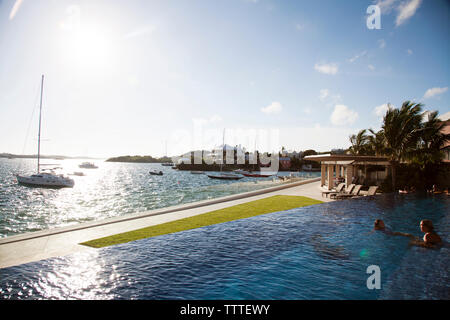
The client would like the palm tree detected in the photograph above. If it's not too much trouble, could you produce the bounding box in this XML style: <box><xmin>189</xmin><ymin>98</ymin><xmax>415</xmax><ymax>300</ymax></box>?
<box><xmin>349</xmin><ymin>129</ymin><xmax>369</xmax><ymax>155</ymax></box>
<box><xmin>381</xmin><ymin>101</ymin><xmax>424</xmax><ymax>190</ymax></box>
<box><xmin>413</xmin><ymin>111</ymin><xmax>450</xmax><ymax>167</ymax></box>
<box><xmin>367</xmin><ymin>128</ymin><xmax>385</xmax><ymax>156</ymax></box>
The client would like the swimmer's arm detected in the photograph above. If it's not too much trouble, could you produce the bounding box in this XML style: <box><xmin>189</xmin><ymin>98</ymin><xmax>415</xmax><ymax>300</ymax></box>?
<box><xmin>408</xmin><ymin>238</ymin><xmax>434</xmax><ymax>248</ymax></box>
<box><xmin>391</xmin><ymin>231</ymin><xmax>415</xmax><ymax>238</ymax></box>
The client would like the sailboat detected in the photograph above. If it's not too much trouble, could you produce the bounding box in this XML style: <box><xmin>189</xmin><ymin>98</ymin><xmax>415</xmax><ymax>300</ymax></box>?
<box><xmin>207</xmin><ymin>129</ymin><xmax>243</xmax><ymax>181</ymax></box>
<box><xmin>16</xmin><ymin>75</ymin><xmax>75</xmax><ymax>189</ymax></box>
<box><xmin>161</xmin><ymin>140</ymin><xmax>174</xmax><ymax>166</ymax></box>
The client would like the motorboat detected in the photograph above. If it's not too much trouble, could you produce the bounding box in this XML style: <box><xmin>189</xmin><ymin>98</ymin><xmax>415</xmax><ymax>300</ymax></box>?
<box><xmin>161</xmin><ymin>162</ymin><xmax>174</xmax><ymax>166</ymax></box>
<box><xmin>69</xmin><ymin>172</ymin><xmax>85</xmax><ymax>176</ymax></box>
<box><xmin>150</xmin><ymin>170</ymin><xmax>163</xmax><ymax>176</ymax></box>
<box><xmin>79</xmin><ymin>162</ymin><xmax>98</xmax><ymax>169</ymax></box>
<box><xmin>207</xmin><ymin>173</ymin><xmax>243</xmax><ymax>180</ymax></box>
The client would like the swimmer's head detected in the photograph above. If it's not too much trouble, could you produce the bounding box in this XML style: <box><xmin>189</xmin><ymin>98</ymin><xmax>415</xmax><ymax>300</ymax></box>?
<box><xmin>420</xmin><ymin>219</ymin><xmax>434</xmax><ymax>233</ymax></box>
<box><xmin>374</xmin><ymin>219</ymin><xmax>385</xmax><ymax>230</ymax></box>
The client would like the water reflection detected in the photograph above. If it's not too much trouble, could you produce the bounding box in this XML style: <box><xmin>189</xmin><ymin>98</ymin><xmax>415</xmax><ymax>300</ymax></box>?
<box><xmin>1</xmin><ymin>158</ymin><xmax>318</xmax><ymax>238</ymax></box>
<box><xmin>1</xmin><ymin>250</ymin><xmax>126</xmax><ymax>300</ymax></box>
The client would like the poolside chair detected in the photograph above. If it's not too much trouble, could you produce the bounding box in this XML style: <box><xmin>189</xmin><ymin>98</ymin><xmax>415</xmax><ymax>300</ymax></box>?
<box><xmin>330</xmin><ymin>184</ymin><xmax>355</xmax><ymax>199</ymax></box>
<box><xmin>365</xmin><ymin>186</ymin><xmax>379</xmax><ymax>196</ymax></box>
<box><xmin>321</xmin><ymin>183</ymin><xmax>345</xmax><ymax>198</ymax></box>
<box><xmin>334</xmin><ymin>184</ymin><xmax>362</xmax><ymax>199</ymax></box>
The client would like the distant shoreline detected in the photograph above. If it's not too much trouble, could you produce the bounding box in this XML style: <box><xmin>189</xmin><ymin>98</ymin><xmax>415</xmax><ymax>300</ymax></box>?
<box><xmin>0</xmin><ymin>153</ymin><xmax>98</xmax><ymax>160</ymax></box>
<box><xmin>105</xmin><ymin>155</ymin><xmax>171</xmax><ymax>163</ymax></box>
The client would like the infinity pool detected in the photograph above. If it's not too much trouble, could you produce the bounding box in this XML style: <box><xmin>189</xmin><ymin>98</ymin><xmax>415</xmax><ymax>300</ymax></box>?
<box><xmin>0</xmin><ymin>193</ymin><xmax>449</xmax><ymax>299</ymax></box>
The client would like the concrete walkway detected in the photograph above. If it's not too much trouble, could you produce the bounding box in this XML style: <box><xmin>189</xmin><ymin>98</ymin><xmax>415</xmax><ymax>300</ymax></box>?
<box><xmin>0</xmin><ymin>178</ymin><xmax>331</xmax><ymax>269</ymax></box>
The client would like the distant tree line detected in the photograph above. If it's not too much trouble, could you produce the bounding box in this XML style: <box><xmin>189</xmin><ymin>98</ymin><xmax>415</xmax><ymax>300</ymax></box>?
<box><xmin>106</xmin><ymin>155</ymin><xmax>172</xmax><ymax>163</ymax></box>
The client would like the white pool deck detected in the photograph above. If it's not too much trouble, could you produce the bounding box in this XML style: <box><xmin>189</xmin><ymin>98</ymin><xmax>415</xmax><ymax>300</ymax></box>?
<box><xmin>0</xmin><ymin>178</ymin><xmax>333</xmax><ymax>269</ymax></box>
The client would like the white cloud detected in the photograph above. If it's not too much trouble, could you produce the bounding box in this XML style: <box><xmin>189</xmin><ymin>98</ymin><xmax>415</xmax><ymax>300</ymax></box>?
<box><xmin>396</xmin><ymin>0</ymin><xmax>422</xmax><ymax>26</ymax></box>
<box><xmin>423</xmin><ymin>87</ymin><xmax>448</xmax><ymax>99</ymax></box>
<box><xmin>368</xmin><ymin>64</ymin><xmax>375</xmax><ymax>71</ymax></box>
<box><xmin>314</xmin><ymin>62</ymin><xmax>338</xmax><ymax>75</ymax></box>
<box><xmin>375</xmin><ymin>0</ymin><xmax>398</xmax><ymax>13</ymax></box>
<box><xmin>9</xmin><ymin>0</ymin><xmax>24</xmax><ymax>20</ymax></box>
<box><xmin>331</xmin><ymin>105</ymin><xmax>358</xmax><ymax>126</ymax></box>
<box><xmin>348</xmin><ymin>51</ymin><xmax>367</xmax><ymax>63</ymax></box>
<box><xmin>319</xmin><ymin>89</ymin><xmax>330</xmax><ymax>101</ymax></box>
<box><xmin>261</xmin><ymin>102</ymin><xmax>283</xmax><ymax>115</ymax></box>
<box><xmin>378</xmin><ymin>39</ymin><xmax>386</xmax><ymax>49</ymax></box>
<box><xmin>374</xmin><ymin>0</ymin><xmax>422</xmax><ymax>27</ymax></box>
<box><xmin>319</xmin><ymin>89</ymin><xmax>342</xmax><ymax>109</ymax></box>
<box><xmin>374</xmin><ymin>103</ymin><xmax>390</xmax><ymax>118</ymax></box>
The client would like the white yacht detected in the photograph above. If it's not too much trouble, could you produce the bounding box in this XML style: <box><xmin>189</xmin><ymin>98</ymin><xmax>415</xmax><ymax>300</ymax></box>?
<box><xmin>79</xmin><ymin>162</ymin><xmax>98</xmax><ymax>169</ymax></box>
<box><xmin>161</xmin><ymin>162</ymin><xmax>174</xmax><ymax>166</ymax></box>
<box><xmin>16</xmin><ymin>75</ymin><xmax>75</xmax><ymax>189</ymax></box>
<box><xmin>17</xmin><ymin>173</ymin><xmax>75</xmax><ymax>188</ymax></box>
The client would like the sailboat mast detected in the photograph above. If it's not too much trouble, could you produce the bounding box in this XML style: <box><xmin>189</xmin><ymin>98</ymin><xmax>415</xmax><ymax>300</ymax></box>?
<box><xmin>221</xmin><ymin>128</ymin><xmax>225</xmax><ymax>172</ymax></box>
<box><xmin>37</xmin><ymin>75</ymin><xmax>44</xmax><ymax>173</ymax></box>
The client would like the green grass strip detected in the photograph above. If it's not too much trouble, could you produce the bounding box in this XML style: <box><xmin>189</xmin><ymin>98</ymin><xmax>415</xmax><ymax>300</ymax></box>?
<box><xmin>81</xmin><ymin>195</ymin><xmax>323</xmax><ymax>248</ymax></box>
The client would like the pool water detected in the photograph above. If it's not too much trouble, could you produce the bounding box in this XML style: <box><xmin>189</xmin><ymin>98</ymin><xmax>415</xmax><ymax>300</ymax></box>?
<box><xmin>0</xmin><ymin>193</ymin><xmax>449</xmax><ymax>300</ymax></box>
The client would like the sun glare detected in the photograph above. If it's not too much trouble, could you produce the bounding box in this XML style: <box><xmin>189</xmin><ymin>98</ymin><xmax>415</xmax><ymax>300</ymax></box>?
<box><xmin>59</xmin><ymin>6</ymin><xmax>115</xmax><ymax>70</ymax></box>
<box><xmin>61</xmin><ymin>24</ymin><xmax>114</xmax><ymax>69</ymax></box>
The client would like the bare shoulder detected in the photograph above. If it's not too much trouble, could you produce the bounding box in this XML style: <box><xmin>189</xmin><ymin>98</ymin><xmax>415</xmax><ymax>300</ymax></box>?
<box><xmin>424</xmin><ymin>232</ymin><xmax>442</xmax><ymax>244</ymax></box>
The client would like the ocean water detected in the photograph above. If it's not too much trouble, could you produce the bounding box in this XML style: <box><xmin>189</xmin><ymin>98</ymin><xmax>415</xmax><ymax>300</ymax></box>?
<box><xmin>0</xmin><ymin>158</ymin><xmax>318</xmax><ymax>238</ymax></box>
<box><xmin>0</xmin><ymin>193</ymin><xmax>448</xmax><ymax>300</ymax></box>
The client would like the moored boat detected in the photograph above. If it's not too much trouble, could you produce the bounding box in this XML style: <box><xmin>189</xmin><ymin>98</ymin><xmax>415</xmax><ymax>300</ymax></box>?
<box><xmin>16</xmin><ymin>75</ymin><xmax>74</xmax><ymax>189</ymax></box>
<box><xmin>79</xmin><ymin>162</ymin><xmax>98</xmax><ymax>169</ymax></box>
<box><xmin>207</xmin><ymin>173</ymin><xmax>243</xmax><ymax>180</ymax></box>
<box><xmin>242</xmin><ymin>172</ymin><xmax>273</xmax><ymax>178</ymax></box>
<box><xmin>161</xmin><ymin>162</ymin><xmax>174</xmax><ymax>166</ymax></box>
<box><xmin>17</xmin><ymin>173</ymin><xmax>75</xmax><ymax>188</ymax></box>
<box><xmin>207</xmin><ymin>129</ymin><xmax>243</xmax><ymax>181</ymax></box>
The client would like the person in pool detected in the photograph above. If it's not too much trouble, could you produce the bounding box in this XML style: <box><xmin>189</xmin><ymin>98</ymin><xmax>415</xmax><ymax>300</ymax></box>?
<box><xmin>409</xmin><ymin>220</ymin><xmax>442</xmax><ymax>248</ymax></box>
<box><xmin>373</xmin><ymin>219</ymin><xmax>412</xmax><ymax>237</ymax></box>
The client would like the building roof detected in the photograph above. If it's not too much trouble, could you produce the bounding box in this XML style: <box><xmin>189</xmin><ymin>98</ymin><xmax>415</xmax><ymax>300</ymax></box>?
<box><xmin>304</xmin><ymin>154</ymin><xmax>390</xmax><ymax>165</ymax></box>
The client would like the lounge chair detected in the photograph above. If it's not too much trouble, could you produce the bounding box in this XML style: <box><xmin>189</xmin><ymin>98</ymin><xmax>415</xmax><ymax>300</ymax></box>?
<box><xmin>334</xmin><ymin>184</ymin><xmax>362</xmax><ymax>199</ymax></box>
<box><xmin>366</xmin><ymin>186</ymin><xmax>379</xmax><ymax>196</ymax></box>
<box><xmin>321</xmin><ymin>183</ymin><xmax>345</xmax><ymax>198</ymax></box>
<box><xmin>330</xmin><ymin>184</ymin><xmax>355</xmax><ymax>199</ymax></box>
<box><xmin>352</xmin><ymin>185</ymin><xmax>379</xmax><ymax>198</ymax></box>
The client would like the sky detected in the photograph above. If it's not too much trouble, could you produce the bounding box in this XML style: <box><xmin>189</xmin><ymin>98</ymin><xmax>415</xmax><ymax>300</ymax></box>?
<box><xmin>0</xmin><ymin>0</ymin><xmax>449</xmax><ymax>158</ymax></box>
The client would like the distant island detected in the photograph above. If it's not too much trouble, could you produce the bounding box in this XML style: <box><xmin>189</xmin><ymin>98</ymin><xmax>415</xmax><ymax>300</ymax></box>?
<box><xmin>106</xmin><ymin>155</ymin><xmax>172</xmax><ymax>163</ymax></box>
<box><xmin>0</xmin><ymin>153</ymin><xmax>97</xmax><ymax>160</ymax></box>
<box><xmin>105</xmin><ymin>148</ymin><xmax>328</xmax><ymax>172</ymax></box>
